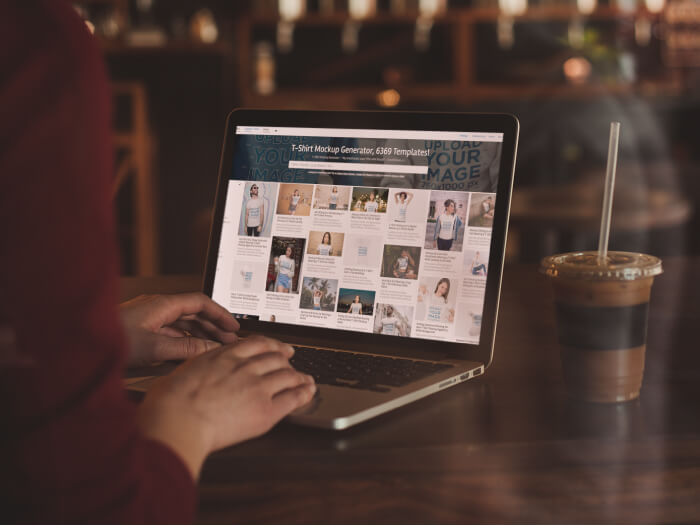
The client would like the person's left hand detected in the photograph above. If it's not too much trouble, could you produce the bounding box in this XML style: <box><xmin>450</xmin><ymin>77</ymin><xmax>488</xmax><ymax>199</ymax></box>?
<box><xmin>120</xmin><ymin>293</ymin><xmax>240</xmax><ymax>367</ymax></box>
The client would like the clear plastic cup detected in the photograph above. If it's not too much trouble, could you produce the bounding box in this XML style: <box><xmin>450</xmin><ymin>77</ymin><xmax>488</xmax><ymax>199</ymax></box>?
<box><xmin>540</xmin><ymin>251</ymin><xmax>662</xmax><ymax>403</ymax></box>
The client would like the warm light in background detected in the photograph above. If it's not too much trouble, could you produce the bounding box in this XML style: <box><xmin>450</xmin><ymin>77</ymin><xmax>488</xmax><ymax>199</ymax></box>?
<box><xmin>349</xmin><ymin>0</ymin><xmax>377</xmax><ymax>19</ymax></box>
<box><xmin>419</xmin><ymin>0</ymin><xmax>447</xmax><ymax>17</ymax></box>
<box><xmin>644</xmin><ymin>0</ymin><xmax>665</xmax><ymax>13</ymax></box>
<box><xmin>376</xmin><ymin>88</ymin><xmax>401</xmax><ymax>107</ymax></box>
<box><xmin>563</xmin><ymin>56</ymin><xmax>592</xmax><ymax>84</ymax></box>
<box><xmin>499</xmin><ymin>0</ymin><xmax>528</xmax><ymax>17</ymax></box>
<box><xmin>577</xmin><ymin>0</ymin><xmax>597</xmax><ymax>15</ymax></box>
<box><xmin>279</xmin><ymin>0</ymin><xmax>306</xmax><ymax>21</ymax></box>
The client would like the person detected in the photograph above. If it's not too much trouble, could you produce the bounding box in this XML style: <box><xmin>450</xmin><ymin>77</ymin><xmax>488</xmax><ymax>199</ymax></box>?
<box><xmin>312</xmin><ymin>289</ymin><xmax>323</xmax><ymax>310</ymax></box>
<box><xmin>287</xmin><ymin>188</ymin><xmax>303</xmax><ymax>215</ymax></box>
<box><xmin>328</xmin><ymin>186</ymin><xmax>340</xmax><ymax>210</ymax></box>
<box><xmin>244</xmin><ymin>184</ymin><xmax>265</xmax><ymax>236</ymax></box>
<box><xmin>275</xmin><ymin>246</ymin><xmax>295</xmax><ymax>293</ymax></box>
<box><xmin>471</xmin><ymin>251</ymin><xmax>487</xmax><ymax>276</ymax></box>
<box><xmin>347</xmin><ymin>295</ymin><xmax>363</xmax><ymax>314</ymax></box>
<box><xmin>418</xmin><ymin>278</ymin><xmax>455</xmax><ymax>323</ymax></box>
<box><xmin>392</xmin><ymin>249</ymin><xmax>416</xmax><ymax>279</ymax></box>
<box><xmin>364</xmin><ymin>191</ymin><xmax>379</xmax><ymax>212</ymax></box>
<box><xmin>394</xmin><ymin>191</ymin><xmax>413</xmax><ymax>222</ymax></box>
<box><xmin>378</xmin><ymin>305</ymin><xmax>405</xmax><ymax>336</ymax></box>
<box><xmin>317</xmin><ymin>232</ymin><xmax>333</xmax><ymax>256</ymax></box>
<box><xmin>433</xmin><ymin>199</ymin><xmax>464</xmax><ymax>251</ymax></box>
<box><xmin>267</xmin><ymin>256</ymin><xmax>279</xmax><ymax>291</ymax></box>
<box><xmin>1</xmin><ymin>3</ymin><xmax>315</xmax><ymax>523</ymax></box>
<box><xmin>481</xmin><ymin>196</ymin><xmax>495</xmax><ymax>221</ymax></box>
<box><xmin>269</xmin><ymin>314</ymin><xmax>277</xmax><ymax>322</ymax></box>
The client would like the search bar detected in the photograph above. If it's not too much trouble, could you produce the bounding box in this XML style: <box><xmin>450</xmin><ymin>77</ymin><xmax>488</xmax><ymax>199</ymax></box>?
<box><xmin>288</xmin><ymin>160</ymin><xmax>428</xmax><ymax>175</ymax></box>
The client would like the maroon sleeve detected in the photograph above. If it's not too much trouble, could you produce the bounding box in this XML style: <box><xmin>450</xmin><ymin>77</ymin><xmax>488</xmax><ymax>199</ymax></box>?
<box><xmin>0</xmin><ymin>2</ymin><xmax>196</xmax><ymax>523</ymax></box>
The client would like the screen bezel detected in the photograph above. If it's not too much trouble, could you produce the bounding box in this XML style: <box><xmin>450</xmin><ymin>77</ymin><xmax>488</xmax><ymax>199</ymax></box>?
<box><xmin>203</xmin><ymin>109</ymin><xmax>518</xmax><ymax>367</ymax></box>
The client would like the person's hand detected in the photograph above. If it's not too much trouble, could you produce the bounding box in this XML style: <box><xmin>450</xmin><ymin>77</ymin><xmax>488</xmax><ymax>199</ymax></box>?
<box><xmin>120</xmin><ymin>293</ymin><xmax>239</xmax><ymax>367</ymax></box>
<box><xmin>257</xmin><ymin>225</ymin><xmax>261</xmax><ymax>232</ymax></box>
<box><xmin>138</xmin><ymin>336</ymin><xmax>316</xmax><ymax>479</ymax></box>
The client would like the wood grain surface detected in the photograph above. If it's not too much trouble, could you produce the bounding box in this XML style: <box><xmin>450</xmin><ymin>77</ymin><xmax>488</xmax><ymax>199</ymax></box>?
<box><xmin>122</xmin><ymin>257</ymin><xmax>700</xmax><ymax>524</ymax></box>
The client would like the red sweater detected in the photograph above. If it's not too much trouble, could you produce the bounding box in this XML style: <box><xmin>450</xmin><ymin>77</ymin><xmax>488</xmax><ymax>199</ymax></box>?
<box><xmin>0</xmin><ymin>2</ymin><xmax>195</xmax><ymax>523</ymax></box>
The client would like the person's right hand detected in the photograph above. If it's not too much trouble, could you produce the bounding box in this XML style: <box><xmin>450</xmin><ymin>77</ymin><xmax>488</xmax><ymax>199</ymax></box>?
<box><xmin>137</xmin><ymin>336</ymin><xmax>315</xmax><ymax>480</ymax></box>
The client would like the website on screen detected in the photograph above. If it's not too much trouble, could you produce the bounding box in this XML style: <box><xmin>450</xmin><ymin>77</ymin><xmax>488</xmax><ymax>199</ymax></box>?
<box><xmin>211</xmin><ymin>126</ymin><xmax>502</xmax><ymax>345</ymax></box>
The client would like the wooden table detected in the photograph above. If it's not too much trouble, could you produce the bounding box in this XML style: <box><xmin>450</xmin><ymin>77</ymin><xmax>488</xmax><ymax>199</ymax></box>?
<box><xmin>121</xmin><ymin>257</ymin><xmax>700</xmax><ymax>524</ymax></box>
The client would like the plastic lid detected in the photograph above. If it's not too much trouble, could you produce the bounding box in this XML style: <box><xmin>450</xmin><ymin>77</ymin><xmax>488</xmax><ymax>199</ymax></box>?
<box><xmin>540</xmin><ymin>251</ymin><xmax>663</xmax><ymax>281</ymax></box>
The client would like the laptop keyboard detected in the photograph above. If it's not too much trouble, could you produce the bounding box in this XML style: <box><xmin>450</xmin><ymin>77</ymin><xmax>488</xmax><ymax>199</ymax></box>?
<box><xmin>290</xmin><ymin>346</ymin><xmax>454</xmax><ymax>393</ymax></box>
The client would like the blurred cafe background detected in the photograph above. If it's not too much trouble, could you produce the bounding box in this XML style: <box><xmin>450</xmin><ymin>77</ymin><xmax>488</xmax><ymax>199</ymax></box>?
<box><xmin>73</xmin><ymin>0</ymin><xmax>700</xmax><ymax>275</ymax></box>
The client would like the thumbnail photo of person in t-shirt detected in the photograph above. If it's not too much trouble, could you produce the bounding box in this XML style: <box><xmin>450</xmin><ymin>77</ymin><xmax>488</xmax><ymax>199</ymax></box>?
<box><xmin>299</xmin><ymin>277</ymin><xmax>338</xmax><ymax>312</ymax></box>
<box><xmin>393</xmin><ymin>191</ymin><xmax>413</xmax><ymax>222</ymax></box>
<box><xmin>417</xmin><ymin>277</ymin><xmax>456</xmax><ymax>324</ymax></box>
<box><xmin>337</xmin><ymin>288</ymin><xmax>376</xmax><ymax>316</ymax></box>
<box><xmin>373</xmin><ymin>304</ymin><xmax>413</xmax><ymax>337</ymax></box>
<box><xmin>306</xmin><ymin>231</ymin><xmax>344</xmax><ymax>257</ymax></box>
<box><xmin>351</xmin><ymin>187</ymin><xmax>389</xmax><ymax>213</ymax></box>
<box><xmin>425</xmin><ymin>191</ymin><xmax>468</xmax><ymax>252</ymax></box>
<box><xmin>313</xmin><ymin>185</ymin><xmax>351</xmax><ymax>211</ymax></box>
<box><xmin>468</xmin><ymin>193</ymin><xmax>496</xmax><ymax>229</ymax></box>
<box><xmin>238</xmin><ymin>181</ymin><xmax>275</xmax><ymax>237</ymax></box>
<box><xmin>267</xmin><ymin>236</ymin><xmax>306</xmax><ymax>293</ymax></box>
<box><xmin>470</xmin><ymin>251</ymin><xmax>488</xmax><ymax>277</ymax></box>
<box><xmin>380</xmin><ymin>245</ymin><xmax>421</xmax><ymax>280</ymax></box>
<box><xmin>276</xmin><ymin>183</ymin><xmax>313</xmax><ymax>216</ymax></box>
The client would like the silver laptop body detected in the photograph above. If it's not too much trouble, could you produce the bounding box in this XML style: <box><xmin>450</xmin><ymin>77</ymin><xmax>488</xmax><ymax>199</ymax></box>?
<box><xmin>201</xmin><ymin>110</ymin><xmax>519</xmax><ymax>430</ymax></box>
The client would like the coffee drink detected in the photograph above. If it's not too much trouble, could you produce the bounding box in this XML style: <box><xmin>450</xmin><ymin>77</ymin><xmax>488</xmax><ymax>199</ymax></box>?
<box><xmin>541</xmin><ymin>251</ymin><xmax>662</xmax><ymax>403</ymax></box>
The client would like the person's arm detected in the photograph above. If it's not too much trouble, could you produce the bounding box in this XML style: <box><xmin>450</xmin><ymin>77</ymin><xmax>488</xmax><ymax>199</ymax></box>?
<box><xmin>245</xmin><ymin>205</ymin><xmax>250</xmax><ymax>228</ymax></box>
<box><xmin>0</xmin><ymin>5</ymin><xmax>313</xmax><ymax>523</ymax></box>
<box><xmin>394</xmin><ymin>193</ymin><xmax>399</xmax><ymax>203</ymax></box>
<box><xmin>259</xmin><ymin>202</ymin><xmax>265</xmax><ymax>230</ymax></box>
<box><xmin>0</xmin><ymin>5</ymin><xmax>199</xmax><ymax>522</ymax></box>
<box><xmin>407</xmin><ymin>192</ymin><xmax>414</xmax><ymax>204</ymax></box>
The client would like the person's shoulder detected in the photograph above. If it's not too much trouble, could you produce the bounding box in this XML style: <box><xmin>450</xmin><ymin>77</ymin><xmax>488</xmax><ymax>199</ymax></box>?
<box><xmin>3</xmin><ymin>2</ymin><xmax>104</xmax><ymax>79</ymax></box>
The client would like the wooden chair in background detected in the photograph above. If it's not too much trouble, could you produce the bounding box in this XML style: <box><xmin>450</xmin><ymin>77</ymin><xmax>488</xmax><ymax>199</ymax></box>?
<box><xmin>112</xmin><ymin>82</ymin><xmax>159</xmax><ymax>276</ymax></box>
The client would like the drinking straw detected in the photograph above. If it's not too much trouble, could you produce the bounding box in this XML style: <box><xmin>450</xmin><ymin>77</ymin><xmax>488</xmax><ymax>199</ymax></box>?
<box><xmin>598</xmin><ymin>121</ymin><xmax>621</xmax><ymax>263</ymax></box>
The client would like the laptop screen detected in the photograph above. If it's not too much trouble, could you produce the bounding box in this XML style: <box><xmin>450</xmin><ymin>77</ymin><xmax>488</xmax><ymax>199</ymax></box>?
<box><xmin>210</xmin><ymin>125</ymin><xmax>503</xmax><ymax>345</ymax></box>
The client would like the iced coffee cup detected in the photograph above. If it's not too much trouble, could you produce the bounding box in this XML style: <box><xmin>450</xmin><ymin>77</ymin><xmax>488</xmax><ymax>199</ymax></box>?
<box><xmin>540</xmin><ymin>251</ymin><xmax>662</xmax><ymax>403</ymax></box>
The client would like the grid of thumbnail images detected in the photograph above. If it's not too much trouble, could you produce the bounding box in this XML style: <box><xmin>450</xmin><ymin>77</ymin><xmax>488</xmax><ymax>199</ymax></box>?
<box><xmin>213</xmin><ymin>181</ymin><xmax>496</xmax><ymax>344</ymax></box>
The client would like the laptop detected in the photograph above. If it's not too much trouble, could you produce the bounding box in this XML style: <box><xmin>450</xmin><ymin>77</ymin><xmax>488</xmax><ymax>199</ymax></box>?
<box><xmin>202</xmin><ymin>109</ymin><xmax>517</xmax><ymax>429</ymax></box>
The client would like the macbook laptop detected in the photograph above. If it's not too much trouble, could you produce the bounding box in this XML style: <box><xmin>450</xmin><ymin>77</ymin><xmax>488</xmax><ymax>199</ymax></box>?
<box><xmin>200</xmin><ymin>109</ymin><xmax>518</xmax><ymax>429</ymax></box>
